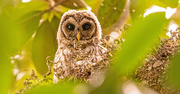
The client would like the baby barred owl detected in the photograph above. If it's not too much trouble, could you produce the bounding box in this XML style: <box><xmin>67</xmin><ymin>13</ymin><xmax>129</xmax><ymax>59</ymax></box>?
<box><xmin>53</xmin><ymin>10</ymin><xmax>108</xmax><ymax>83</ymax></box>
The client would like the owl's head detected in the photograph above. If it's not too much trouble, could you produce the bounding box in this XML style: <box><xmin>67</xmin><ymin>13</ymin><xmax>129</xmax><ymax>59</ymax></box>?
<box><xmin>57</xmin><ymin>10</ymin><xmax>102</xmax><ymax>46</ymax></box>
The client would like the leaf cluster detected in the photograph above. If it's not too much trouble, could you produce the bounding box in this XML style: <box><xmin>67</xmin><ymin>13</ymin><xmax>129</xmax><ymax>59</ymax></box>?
<box><xmin>0</xmin><ymin>0</ymin><xmax>180</xmax><ymax>94</ymax></box>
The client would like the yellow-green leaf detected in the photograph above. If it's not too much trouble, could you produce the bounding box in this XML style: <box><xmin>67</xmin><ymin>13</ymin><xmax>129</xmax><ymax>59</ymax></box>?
<box><xmin>13</xmin><ymin>1</ymin><xmax>48</xmax><ymax>19</ymax></box>
<box><xmin>32</xmin><ymin>18</ymin><xmax>59</xmax><ymax>74</ymax></box>
<box><xmin>114</xmin><ymin>12</ymin><xmax>167</xmax><ymax>73</ymax></box>
<box><xmin>168</xmin><ymin>52</ymin><xmax>180</xmax><ymax>88</ymax></box>
<box><xmin>98</xmin><ymin>0</ymin><xmax>126</xmax><ymax>28</ymax></box>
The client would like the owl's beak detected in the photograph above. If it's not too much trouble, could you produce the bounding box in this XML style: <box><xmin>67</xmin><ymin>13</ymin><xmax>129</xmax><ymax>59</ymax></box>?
<box><xmin>77</xmin><ymin>32</ymin><xmax>81</xmax><ymax>41</ymax></box>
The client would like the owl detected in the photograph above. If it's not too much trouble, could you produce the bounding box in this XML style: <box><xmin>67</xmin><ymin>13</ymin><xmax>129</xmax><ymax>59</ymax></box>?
<box><xmin>53</xmin><ymin>10</ymin><xmax>108</xmax><ymax>83</ymax></box>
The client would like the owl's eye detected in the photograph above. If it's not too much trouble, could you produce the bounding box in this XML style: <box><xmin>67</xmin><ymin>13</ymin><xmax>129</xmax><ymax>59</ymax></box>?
<box><xmin>66</xmin><ymin>23</ymin><xmax>75</xmax><ymax>31</ymax></box>
<box><xmin>82</xmin><ymin>23</ymin><xmax>91</xmax><ymax>31</ymax></box>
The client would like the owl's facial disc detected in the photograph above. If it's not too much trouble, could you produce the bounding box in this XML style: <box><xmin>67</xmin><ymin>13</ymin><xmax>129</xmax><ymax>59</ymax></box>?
<box><xmin>62</xmin><ymin>17</ymin><xmax>96</xmax><ymax>41</ymax></box>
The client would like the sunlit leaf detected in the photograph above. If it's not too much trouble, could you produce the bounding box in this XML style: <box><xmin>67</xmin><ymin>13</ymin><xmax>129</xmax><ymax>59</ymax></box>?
<box><xmin>130</xmin><ymin>0</ymin><xmax>147</xmax><ymax>20</ymax></box>
<box><xmin>13</xmin><ymin>0</ymin><xmax>48</xmax><ymax>19</ymax></box>
<box><xmin>114</xmin><ymin>12</ymin><xmax>167</xmax><ymax>73</ymax></box>
<box><xmin>54</xmin><ymin>5</ymin><xmax>70</xmax><ymax>13</ymax></box>
<box><xmin>60</xmin><ymin>0</ymin><xmax>87</xmax><ymax>9</ymax></box>
<box><xmin>42</xmin><ymin>12</ymin><xmax>49</xmax><ymax>21</ymax></box>
<box><xmin>42</xmin><ymin>11</ymin><xmax>55</xmax><ymax>22</ymax></box>
<box><xmin>0</xmin><ymin>1</ymin><xmax>46</xmax><ymax>54</ymax></box>
<box><xmin>0</xmin><ymin>14</ymin><xmax>12</xmax><ymax>91</ymax></box>
<box><xmin>98</xmin><ymin>0</ymin><xmax>126</xmax><ymax>28</ymax></box>
<box><xmin>92</xmin><ymin>12</ymin><xmax>167</xmax><ymax>94</ymax></box>
<box><xmin>50</xmin><ymin>17</ymin><xmax>60</xmax><ymax>31</ymax></box>
<box><xmin>25</xmin><ymin>83</ymin><xmax>76</xmax><ymax>94</ymax></box>
<box><xmin>130</xmin><ymin>0</ymin><xmax>163</xmax><ymax>20</ymax></box>
<box><xmin>90</xmin><ymin>73</ymin><xmax>118</xmax><ymax>94</ymax></box>
<box><xmin>12</xmin><ymin>0</ymin><xmax>21</xmax><ymax>6</ymax></box>
<box><xmin>0</xmin><ymin>52</ymin><xmax>12</xmax><ymax>94</ymax></box>
<box><xmin>32</xmin><ymin>18</ymin><xmax>59</xmax><ymax>74</ymax></box>
<box><xmin>159</xmin><ymin>0</ymin><xmax>178</xmax><ymax>8</ymax></box>
<box><xmin>9</xmin><ymin>38</ymin><xmax>41</xmax><ymax>94</ymax></box>
<box><xmin>17</xmin><ymin>11</ymin><xmax>42</xmax><ymax>44</ymax></box>
<box><xmin>54</xmin><ymin>11</ymin><xmax>63</xmax><ymax>19</ymax></box>
<box><xmin>0</xmin><ymin>0</ymin><xmax>9</xmax><ymax>7</ymax></box>
<box><xmin>130</xmin><ymin>0</ymin><xmax>178</xmax><ymax>20</ymax></box>
<box><xmin>84</xmin><ymin>0</ymin><xmax>103</xmax><ymax>13</ymax></box>
<box><xmin>0</xmin><ymin>13</ymin><xmax>25</xmax><ymax>53</ymax></box>
<box><xmin>173</xmin><ymin>7</ymin><xmax>180</xmax><ymax>26</ymax></box>
<box><xmin>48</xmin><ymin>11</ymin><xmax>54</xmax><ymax>22</ymax></box>
<box><xmin>167</xmin><ymin>52</ymin><xmax>180</xmax><ymax>88</ymax></box>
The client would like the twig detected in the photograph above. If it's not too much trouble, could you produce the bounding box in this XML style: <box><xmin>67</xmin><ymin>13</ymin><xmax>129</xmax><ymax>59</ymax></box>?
<box><xmin>44</xmin><ymin>56</ymin><xmax>53</xmax><ymax>78</ymax></box>
<box><xmin>16</xmin><ymin>0</ymin><xmax>65</xmax><ymax>24</ymax></box>
<box><xmin>39</xmin><ymin>0</ymin><xmax>66</xmax><ymax>16</ymax></box>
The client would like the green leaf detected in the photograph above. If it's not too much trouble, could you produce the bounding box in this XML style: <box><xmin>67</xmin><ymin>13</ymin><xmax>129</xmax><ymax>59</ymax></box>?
<box><xmin>90</xmin><ymin>73</ymin><xmax>119</xmax><ymax>94</ymax></box>
<box><xmin>0</xmin><ymin>0</ymin><xmax>9</xmax><ymax>7</ymax></box>
<box><xmin>25</xmin><ymin>83</ymin><xmax>76</xmax><ymax>94</ymax></box>
<box><xmin>17</xmin><ymin>11</ymin><xmax>42</xmax><ymax>44</ymax></box>
<box><xmin>32</xmin><ymin>17</ymin><xmax>59</xmax><ymax>74</ymax></box>
<box><xmin>0</xmin><ymin>1</ymin><xmax>45</xmax><ymax>54</ymax></box>
<box><xmin>48</xmin><ymin>11</ymin><xmax>54</xmax><ymax>22</ymax></box>
<box><xmin>42</xmin><ymin>12</ymin><xmax>49</xmax><ymax>21</ymax></box>
<box><xmin>91</xmin><ymin>12</ymin><xmax>167</xmax><ymax>94</ymax></box>
<box><xmin>98</xmin><ymin>0</ymin><xmax>126</xmax><ymax>28</ymax></box>
<box><xmin>54</xmin><ymin>11</ymin><xmax>63</xmax><ymax>19</ymax></box>
<box><xmin>50</xmin><ymin>17</ymin><xmax>60</xmax><ymax>31</ymax></box>
<box><xmin>167</xmin><ymin>52</ymin><xmax>180</xmax><ymax>88</ymax></box>
<box><xmin>0</xmin><ymin>12</ymin><xmax>40</xmax><ymax>54</ymax></box>
<box><xmin>61</xmin><ymin>0</ymin><xmax>87</xmax><ymax>9</ymax></box>
<box><xmin>114</xmin><ymin>12</ymin><xmax>167</xmax><ymax>73</ymax></box>
<box><xmin>159</xmin><ymin>0</ymin><xmax>178</xmax><ymax>8</ymax></box>
<box><xmin>130</xmin><ymin>0</ymin><xmax>178</xmax><ymax>20</ymax></box>
<box><xmin>84</xmin><ymin>0</ymin><xmax>103</xmax><ymax>13</ymax></box>
<box><xmin>13</xmin><ymin>0</ymin><xmax>48</xmax><ymax>19</ymax></box>
<box><xmin>41</xmin><ymin>11</ymin><xmax>55</xmax><ymax>22</ymax></box>
<box><xmin>0</xmin><ymin>14</ymin><xmax>13</xmax><ymax>90</ymax></box>
<box><xmin>130</xmin><ymin>0</ymin><xmax>162</xmax><ymax>20</ymax></box>
<box><xmin>130</xmin><ymin>0</ymin><xmax>147</xmax><ymax>20</ymax></box>
<box><xmin>0</xmin><ymin>53</ymin><xmax>12</xmax><ymax>94</ymax></box>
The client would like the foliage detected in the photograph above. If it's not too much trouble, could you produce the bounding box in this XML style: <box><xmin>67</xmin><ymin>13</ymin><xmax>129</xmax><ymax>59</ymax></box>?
<box><xmin>98</xmin><ymin>0</ymin><xmax>126</xmax><ymax>28</ymax></box>
<box><xmin>90</xmin><ymin>12</ymin><xmax>167</xmax><ymax>94</ymax></box>
<box><xmin>130</xmin><ymin>0</ymin><xmax>178</xmax><ymax>20</ymax></box>
<box><xmin>0</xmin><ymin>0</ymin><xmax>180</xmax><ymax>94</ymax></box>
<box><xmin>168</xmin><ymin>51</ymin><xmax>180</xmax><ymax>88</ymax></box>
<box><xmin>114</xmin><ymin>12</ymin><xmax>167</xmax><ymax>73</ymax></box>
<box><xmin>32</xmin><ymin>18</ymin><xmax>59</xmax><ymax>74</ymax></box>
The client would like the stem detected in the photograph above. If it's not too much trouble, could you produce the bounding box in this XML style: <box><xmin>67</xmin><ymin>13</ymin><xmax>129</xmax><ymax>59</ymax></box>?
<box><xmin>39</xmin><ymin>0</ymin><xmax>66</xmax><ymax>15</ymax></box>
<box><xmin>16</xmin><ymin>0</ymin><xmax>65</xmax><ymax>25</ymax></box>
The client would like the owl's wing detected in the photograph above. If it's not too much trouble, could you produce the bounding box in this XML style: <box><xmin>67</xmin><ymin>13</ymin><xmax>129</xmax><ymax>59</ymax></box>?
<box><xmin>54</xmin><ymin>49</ymin><xmax>61</xmax><ymax>63</ymax></box>
<box><xmin>54</xmin><ymin>47</ymin><xmax>70</xmax><ymax>63</ymax></box>
<box><xmin>53</xmin><ymin>47</ymin><xmax>72</xmax><ymax>82</ymax></box>
<box><xmin>73</xmin><ymin>45</ymin><xmax>107</xmax><ymax>68</ymax></box>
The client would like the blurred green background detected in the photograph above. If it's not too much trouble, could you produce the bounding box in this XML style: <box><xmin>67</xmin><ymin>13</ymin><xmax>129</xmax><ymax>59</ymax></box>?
<box><xmin>0</xmin><ymin>0</ymin><xmax>180</xmax><ymax>94</ymax></box>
